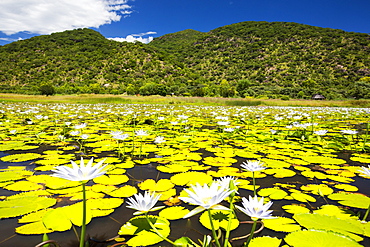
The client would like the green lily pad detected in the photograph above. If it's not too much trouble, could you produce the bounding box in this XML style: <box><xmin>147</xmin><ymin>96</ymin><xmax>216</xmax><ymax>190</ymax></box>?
<box><xmin>118</xmin><ymin>215</ymin><xmax>171</xmax><ymax>246</ymax></box>
<box><xmin>199</xmin><ymin>209</ymin><xmax>239</xmax><ymax>231</ymax></box>
<box><xmin>0</xmin><ymin>196</ymin><xmax>56</xmax><ymax>219</ymax></box>
<box><xmin>263</xmin><ymin>216</ymin><xmax>301</xmax><ymax>232</ymax></box>
<box><xmin>249</xmin><ymin>236</ymin><xmax>282</xmax><ymax>247</ymax></box>
<box><xmin>328</xmin><ymin>192</ymin><xmax>370</xmax><ymax>209</ymax></box>
<box><xmin>159</xmin><ymin>206</ymin><xmax>190</xmax><ymax>220</ymax></box>
<box><xmin>284</xmin><ymin>229</ymin><xmax>363</xmax><ymax>247</ymax></box>
<box><xmin>293</xmin><ymin>213</ymin><xmax>365</xmax><ymax>241</ymax></box>
<box><xmin>1</xmin><ymin>153</ymin><xmax>41</xmax><ymax>162</ymax></box>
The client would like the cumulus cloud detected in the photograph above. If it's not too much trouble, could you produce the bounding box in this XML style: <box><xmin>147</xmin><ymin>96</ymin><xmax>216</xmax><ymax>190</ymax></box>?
<box><xmin>108</xmin><ymin>31</ymin><xmax>157</xmax><ymax>44</ymax></box>
<box><xmin>0</xmin><ymin>0</ymin><xmax>132</xmax><ymax>35</ymax></box>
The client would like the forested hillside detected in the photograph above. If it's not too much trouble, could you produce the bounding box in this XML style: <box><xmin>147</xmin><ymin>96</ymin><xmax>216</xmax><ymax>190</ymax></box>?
<box><xmin>149</xmin><ymin>21</ymin><xmax>370</xmax><ymax>99</ymax></box>
<box><xmin>1</xmin><ymin>21</ymin><xmax>370</xmax><ymax>99</ymax></box>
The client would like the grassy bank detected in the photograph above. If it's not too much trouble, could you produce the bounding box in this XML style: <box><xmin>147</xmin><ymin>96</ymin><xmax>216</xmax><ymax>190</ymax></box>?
<box><xmin>0</xmin><ymin>93</ymin><xmax>369</xmax><ymax>107</ymax></box>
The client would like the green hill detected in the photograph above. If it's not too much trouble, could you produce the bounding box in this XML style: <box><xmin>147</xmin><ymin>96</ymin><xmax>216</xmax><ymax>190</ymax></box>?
<box><xmin>1</xmin><ymin>22</ymin><xmax>370</xmax><ymax>99</ymax></box>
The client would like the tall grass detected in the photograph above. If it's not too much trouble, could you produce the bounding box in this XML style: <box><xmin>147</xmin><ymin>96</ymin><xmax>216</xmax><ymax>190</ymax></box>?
<box><xmin>0</xmin><ymin>93</ymin><xmax>369</xmax><ymax>107</ymax></box>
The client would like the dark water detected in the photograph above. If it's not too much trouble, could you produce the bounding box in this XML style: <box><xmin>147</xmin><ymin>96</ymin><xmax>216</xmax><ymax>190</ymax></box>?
<box><xmin>1</xmin><ymin>149</ymin><xmax>370</xmax><ymax>247</ymax></box>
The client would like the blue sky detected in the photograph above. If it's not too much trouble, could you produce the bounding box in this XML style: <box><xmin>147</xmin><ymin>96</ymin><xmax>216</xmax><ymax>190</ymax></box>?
<box><xmin>1</xmin><ymin>0</ymin><xmax>369</xmax><ymax>46</ymax></box>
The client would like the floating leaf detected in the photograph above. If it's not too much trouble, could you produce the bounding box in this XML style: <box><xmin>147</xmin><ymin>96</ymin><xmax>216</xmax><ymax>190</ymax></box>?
<box><xmin>0</xmin><ymin>196</ymin><xmax>56</xmax><ymax>219</ymax></box>
<box><xmin>263</xmin><ymin>216</ymin><xmax>301</xmax><ymax>232</ymax></box>
<box><xmin>118</xmin><ymin>215</ymin><xmax>171</xmax><ymax>246</ymax></box>
<box><xmin>264</xmin><ymin>168</ymin><xmax>296</xmax><ymax>178</ymax></box>
<box><xmin>293</xmin><ymin>213</ymin><xmax>364</xmax><ymax>241</ymax></box>
<box><xmin>285</xmin><ymin>229</ymin><xmax>362</xmax><ymax>247</ymax></box>
<box><xmin>138</xmin><ymin>179</ymin><xmax>175</xmax><ymax>192</ymax></box>
<box><xmin>171</xmin><ymin>172</ymin><xmax>213</xmax><ymax>186</ymax></box>
<box><xmin>16</xmin><ymin>221</ymin><xmax>53</xmax><ymax>235</ymax></box>
<box><xmin>159</xmin><ymin>206</ymin><xmax>190</xmax><ymax>220</ymax></box>
<box><xmin>258</xmin><ymin>187</ymin><xmax>288</xmax><ymax>200</ymax></box>
<box><xmin>290</xmin><ymin>192</ymin><xmax>316</xmax><ymax>203</ymax></box>
<box><xmin>105</xmin><ymin>185</ymin><xmax>137</xmax><ymax>198</ymax></box>
<box><xmin>282</xmin><ymin>205</ymin><xmax>310</xmax><ymax>215</ymax></box>
<box><xmin>313</xmin><ymin>205</ymin><xmax>357</xmax><ymax>220</ymax></box>
<box><xmin>4</xmin><ymin>180</ymin><xmax>43</xmax><ymax>191</ymax></box>
<box><xmin>199</xmin><ymin>209</ymin><xmax>239</xmax><ymax>231</ymax></box>
<box><xmin>328</xmin><ymin>192</ymin><xmax>370</xmax><ymax>209</ymax></box>
<box><xmin>300</xmin><ymin>156</ymin><xmax>346</xmax><ymax>165</ymax></box>
<box><xmin>301</xmin><ymin>184</ymin><xmax>334</xmax><ymax>196</ymax></box>
<box><xmin>93</xmin><ymin>174</ymin><xmax>129</xmax><ymax>185</ymax></box>
<box><xmin>334</xmin><ymin>184</ymin><xmax>358</xmax><ymax>192</ymax></box>
<box><xmin>249</xmin><ymin>236</ymin><xmax>282</xmax><ymax>247</ymax></box>
<box><xmin>1</xmin><ymin>153</ymin><xmax>41</xmax><ymax>162</ymax></box>
<box><xmin>0</xmin><ymin>168</ymin><xmax>33</xmax><ymax>183</ymax></box>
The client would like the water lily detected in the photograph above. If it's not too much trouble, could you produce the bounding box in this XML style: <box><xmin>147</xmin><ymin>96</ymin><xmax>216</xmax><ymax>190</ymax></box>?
<box><xmin>236</xmin><ymin>195</ymin><xmax>274</xmax><ymax>220</ymax></box>
<box><xmin>341</xmin><ymin>129</ymin><xmax>358</xmax><ymax>135</ymax></box>
<box><xmin>314</xmin><ymin>130</ymin><xmax>328</xmax><ymax>135</ymax></box>
<box><xmin>154</xmin><ymin>136</ymin><xmax>166</xmax><ymax>144</ymax></box>
<box><xmin>52</xmin><ymin>157</ymin><xmax>108</xmax><ymax>182</ymax></box>
<box><xmin>126</xmin><ymin>191</ymin><xmax>164</xmax><ymax>215</ymax></box>
<box><xmin>135</xmin><ymin>129</ymin><xmax>148</xmax><ymax>136</ymax></box>
<box><xmin>241</xmin><ymin>160</ymin><xmax>266</xmax><ymax>196</ymax></box>
<box><xmin>179</xmin><ymin>182</ymin><xmax>234</xmax><ymax>218</ymax></box>
<box><xmin>52</xmin><ymin>158</ymin><xmax>108</xmax><ymax>247</ymax></box>
<box><xmin>241</xmin><ymin>160</ymin><xmax>266</xmax><ymax>172</ymax></box>
<box><xmin>359</xmin><ymin>165</ymin><xmax>370</xmax><ymax>178</ymax></box>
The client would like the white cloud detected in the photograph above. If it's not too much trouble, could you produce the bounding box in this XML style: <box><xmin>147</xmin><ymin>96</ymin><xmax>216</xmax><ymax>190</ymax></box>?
<box><xmin>0</xmin><ymin>0</ymin><xmax>132</xmax><ymax>35</ymax></box>
<box><xmin>108</xmin><ymin>31</ymin><xmax>157</xmax><ymax>44</ymax></box>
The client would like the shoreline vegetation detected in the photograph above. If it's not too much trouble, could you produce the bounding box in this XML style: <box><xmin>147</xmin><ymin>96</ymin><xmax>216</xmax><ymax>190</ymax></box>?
<box><xmin>0</xmin><ymin>93</ymin><xmax>369</xmax><ymax>108</ymax></box>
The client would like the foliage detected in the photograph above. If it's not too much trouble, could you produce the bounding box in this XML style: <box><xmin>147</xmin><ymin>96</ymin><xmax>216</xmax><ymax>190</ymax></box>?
<box><xmin>0</xmin><ymin>22</ymin><xmax>369</xmax><ymax>98</ymax></box>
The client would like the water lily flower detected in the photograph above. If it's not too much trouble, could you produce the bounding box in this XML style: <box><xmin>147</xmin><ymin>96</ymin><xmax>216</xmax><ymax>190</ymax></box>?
<box><xmin>70</xmin><ymin>130</ymin><xmax>80</xmax><ymax>136</ymax></box>
<box><xmin>241</xmin><ymin>160</ymin><xmax>266</xmax><ymax>172</ymax></box>
<box><xmin>110</xmin><ymin>130</ymin><xmax>123</xmax><ymax>136</ymax></box>
<box><xmin>314</xmin><ymin>130</ymin><xmax>328</xmax><ymax>135</ymax></box>
<box><xmin>341</xmin><ymin>129</ymin><xmax>358</xmax><ymax>135</ymax></box>
<box><xmin>179</xmin><ymin>182</ymin><xmax>234</xmax><ymax>218</ymax></box>
<box><xmin>80</xmin><ymin>134</ymin><xmax>89</xmax><ymax>140</ymax></box>
<box><xmin>113</xmin><ymin>134</ymin><xmax>129</xmax><ymax>141</ymax></box>
<box><xmin>135</xmin><ymin>129</ymin><xmax>148</xmax><ymax>136</ymax></box>
<box><xmin>235</xmin><ymin>196</ymin><xmax>275</xmax><ymax>220</ymax></box>
<box><xmin>74</xmin><ymin>123</ymin><xmax>87</xmax><ymax>129</ymax></box>
<box><xmin>223</xmin><ymin>127</ymin><xmax>234</xmax><ymax>132</ymax></box>
<box><xmin>52</xmin><ymin>157</ymin><xmax>108</xmax><ymax>182</ymax></box>
<box><xmin>215</xmin><ymin>176</ymin><xmax>239</xmax><ymax>191</ymax></box>
<box><xmin>217</xmin><ymin>121</ymin><xmax>230</xmax><ymax>126</ymax></box>
<box><xmin>154</xmin><ymin>136</ymin><xmax>166</xmax><ymax>144</ymax></box>
<box><xmin>126</xmin><ymin>191</ymin><xmax>164</xmax><ymax>215</ymax></box>
<box><xmin>9</xmin><ymin>129</ymin><xmax>17</xmax><ymax>134</ymax></box>
<box><xmin>358</xmin><ymin>165</ymin><xmax>370</xmax><ymax>178</ymax></box>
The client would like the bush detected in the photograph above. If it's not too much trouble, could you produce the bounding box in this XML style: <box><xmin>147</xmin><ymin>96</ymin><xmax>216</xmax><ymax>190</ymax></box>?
<box><xmin>281</xmin><ymin>95</ymin><xmax>290</xmax><ymax>100</ymax></box>
<box><xmin>39</xmin><ymin>84</ymin><xmax>55</xmax><ymax>96</ymax></box>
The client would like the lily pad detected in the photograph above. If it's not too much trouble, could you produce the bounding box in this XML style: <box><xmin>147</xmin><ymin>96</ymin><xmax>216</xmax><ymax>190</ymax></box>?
<box><xmin>284</xmin><ymin>229</ymin><xmax>362</xmax><ymax>247</ymax></box>
<box><xmin>118</xmin><ymin>215</ymin><xmax>171</xmax><ymax>246</ymax></box>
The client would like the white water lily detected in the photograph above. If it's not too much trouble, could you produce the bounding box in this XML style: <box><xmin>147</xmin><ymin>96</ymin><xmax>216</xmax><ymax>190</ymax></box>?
<box><xmin>113</xmin><ymin>133</ymin><xmax>129</xmax><ymax>141</ymax></box>
<box><xmin>358</xmin><ymin>165</ymin><xmax>370</xmax><ymax>178</ymax></box>
<box><xmin>215</xmin><ymin>176</ymin><xmax>239</xmax><ymax>189</ymax></box>
<box><xmin>314</xmin><ymin>130</ymin><xmax>328</xmax><ymax>135</ymax></box>
<box><xmin>135</xmin><ymin>129</ymin><xmax>148</xmax><ymax>136</ymax></box>
<box><xmin>179</xmin><ymin>182</ymin><xmax>234</xmax><ymax>218</ymax></box>
<box><xmin>126</xmin><ymin>191</ymin><xmax>164</xmax><ymax>215</ymax></box>
<box><xmin>235</xmin><ymin>196</ymin><xmax>275</xmax><ymax>220</ymax></box>
<box><xmin>154</xmin><ymin>136</ymin><xmax>166</xmax><ymax>144</ymax></box>
<box><xmin>341</xmin><ymin>129</ymin><xmax>358</xmax><ymax>135</ymax></box>
<box><xmin>241</xmin><ymin>160</ymin><xmax>266</xmax><ymax>172</ymax></box>
<box><xmin>52</xmin><ymin>157</ymin><xmax>108</xmax><ymax>182</ymax></box>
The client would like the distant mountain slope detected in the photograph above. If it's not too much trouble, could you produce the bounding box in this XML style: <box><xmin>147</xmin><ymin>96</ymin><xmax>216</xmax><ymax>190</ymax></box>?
<box><xmin>150</xmin><ymin>21</ymin><xmax>370</xmax><ymax>98</ymax></box>
<box><xmin>0</xmin><ymin>28</ymin><xmax>202</xmax><ymax>95</ymax></box>
<box><xmin>1</xmin><ymin>22</ymin><xmax>369</xmax><ymax>99</ymax></box>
